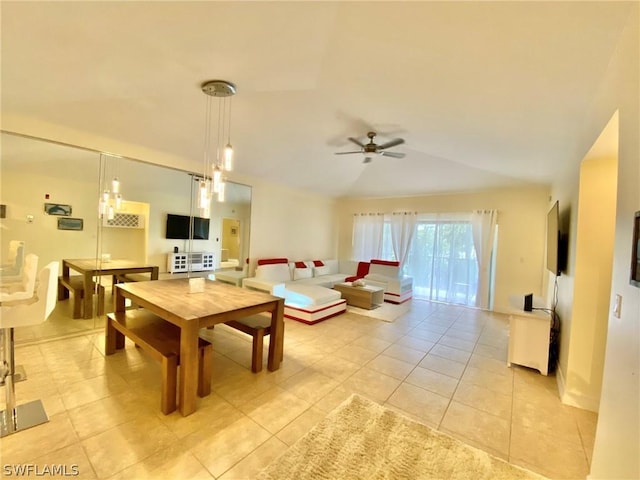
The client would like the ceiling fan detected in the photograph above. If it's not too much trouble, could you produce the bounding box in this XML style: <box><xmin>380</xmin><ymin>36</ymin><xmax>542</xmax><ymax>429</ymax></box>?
<box><xmin>335</xmin><ymin>131</ymin><xmax>405</xmax><ymax>163</ymax></box>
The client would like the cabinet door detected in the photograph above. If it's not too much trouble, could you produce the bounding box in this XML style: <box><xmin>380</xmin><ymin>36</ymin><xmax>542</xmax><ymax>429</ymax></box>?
<box><xmin>508</xmin><ymin>314</ymin><xmax>551</xmax><ymax>375</ymax></box>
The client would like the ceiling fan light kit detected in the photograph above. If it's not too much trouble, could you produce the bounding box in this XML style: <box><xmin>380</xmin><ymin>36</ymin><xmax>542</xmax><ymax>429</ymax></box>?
<box><xmin>335</xmin><ymin>131</ymin><xmax>405</xmax><ymax>163</ymax></box>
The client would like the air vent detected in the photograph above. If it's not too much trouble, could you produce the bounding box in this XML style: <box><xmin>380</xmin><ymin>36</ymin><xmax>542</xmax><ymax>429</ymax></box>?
<box><xmin>103</xmin><ymin>213</ymin><xmax>144</xmax><ymax>229</ymax></box>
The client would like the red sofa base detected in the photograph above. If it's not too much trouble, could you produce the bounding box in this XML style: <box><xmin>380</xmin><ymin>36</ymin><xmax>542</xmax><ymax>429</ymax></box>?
<box><xmin>284</xmin><ymin>299</ymin><xmax>347</xmax><ymax>325</ymax></box>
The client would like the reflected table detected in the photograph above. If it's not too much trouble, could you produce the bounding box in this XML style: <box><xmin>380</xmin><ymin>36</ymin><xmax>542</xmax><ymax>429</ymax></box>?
<box><xmin>113</xmin><ymin>278</ymin><xmax>284</xmax><ymax>416</ymax></box>
<box><xmin>61</xmin><ymin>259</ymin><xmax>159</xmax><ymax>319</ymax></box>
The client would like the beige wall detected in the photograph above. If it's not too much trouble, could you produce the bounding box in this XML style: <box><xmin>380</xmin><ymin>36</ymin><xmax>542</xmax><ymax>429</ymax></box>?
<box><xmin>248</xmin><ymin>178</ymin><xmax>338</xmax><ymax>273</ymax></box>
<box><xmin>564</xmin><ymin>153</ymin><xmax>617</xmax><ymax>412</ymax></box>
<box><xmin>550</xmin><ymin>5</ymin><xmax>638</xmax><ymax>478</ymax></box>
<box><xmin>335</xmin><ymin>186</ymin><xmax>550</xmax><ymax>313</ymax></box>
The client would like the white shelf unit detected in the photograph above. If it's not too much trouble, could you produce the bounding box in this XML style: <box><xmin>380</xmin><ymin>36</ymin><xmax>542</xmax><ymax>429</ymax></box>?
<box><xmin>507</xmin><ymin>308</ymin><xmax>552</xmax><ymax>375</ymax></box>
<box><xmin>167</xmin><ymin>252</ymin><xmax>215</xmax><ymax>273</ymax></box>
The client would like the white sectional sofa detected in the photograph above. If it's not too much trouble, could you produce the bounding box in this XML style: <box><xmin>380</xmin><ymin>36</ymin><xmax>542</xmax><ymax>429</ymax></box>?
<box><xmin>241</xmin><ymin>257</ymin><xmax>413</xmax><ymax>324</ymax></box>
<box><xmin>242</xmin><ymin>258</ymin><xmax>358</xmax><ymax>324</ymax></box>
<box><xmin>242</xmin><ymin>259</ymin><xmax>358</xmax><ymax>293</ymax></box>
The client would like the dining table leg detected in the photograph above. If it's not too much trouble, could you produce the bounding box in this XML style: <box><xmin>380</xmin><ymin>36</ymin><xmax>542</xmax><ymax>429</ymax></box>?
<box><xmin>82</xmin><ymin>272</ymin><xmax>93</xmax><ymax>319</ymax></box>
<box><xmin>178</xmin><ymin>320</ymin><xmax>200</xmax><ymax>416</ymax></box>
<box><xmin>267</xmin><ymin>299</ymin><xmax>285</xmax><ymax>371</ymax></box>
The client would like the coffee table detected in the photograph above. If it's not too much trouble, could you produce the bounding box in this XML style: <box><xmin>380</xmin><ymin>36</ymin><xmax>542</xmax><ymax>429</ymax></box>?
<box><xmin>333</xmin><ymin>282</ymin><xmax>384</xmax><ymax>310</ymax></box>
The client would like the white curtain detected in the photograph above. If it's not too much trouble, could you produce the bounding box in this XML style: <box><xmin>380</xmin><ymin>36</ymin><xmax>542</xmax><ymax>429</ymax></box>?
<box><xmin>352</xmin><ymin>213</ymin><xmax>384</xmax><ymax>261</ymax></box>
<box><xmin>471</xmin><ymin>209</ymin><xmax>498</xmax><ymax>309</ymax></box>
<box><xmin>389</xmin><ymin>212</ymin><xmax>417</xmax><ymax>269</ymax></box>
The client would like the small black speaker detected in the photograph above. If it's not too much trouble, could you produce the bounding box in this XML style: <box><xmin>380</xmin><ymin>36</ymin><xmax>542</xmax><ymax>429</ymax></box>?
<box><xmin>173</xmin><ymin>246</ymin><xmax>179</xmax><ymax>253</ymax></box>
<box><xmin>524</xmin><ymin>293</ymin><xmax>533</xmax><ymax>312</ymax></box>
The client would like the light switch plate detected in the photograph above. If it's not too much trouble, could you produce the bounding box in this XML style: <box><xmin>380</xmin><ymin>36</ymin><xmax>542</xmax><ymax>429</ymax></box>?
<box><xmin>613</xmin><ymin>294</ymin><xmax>622</xmax><ymax>318</ymax></box>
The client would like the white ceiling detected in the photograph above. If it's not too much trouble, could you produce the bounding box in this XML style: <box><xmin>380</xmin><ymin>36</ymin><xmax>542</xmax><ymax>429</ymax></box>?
<box><xmin>1</xmin><ymin>1</ymin><xmax>632</xmax><ymax>198</ymax></box>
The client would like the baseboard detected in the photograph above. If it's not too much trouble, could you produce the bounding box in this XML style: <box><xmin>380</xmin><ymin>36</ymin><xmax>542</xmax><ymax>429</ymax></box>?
<box><xmin>556</xmin><ymin>364</ymin><xmax>600</xmax><ymax>412</ymax></box>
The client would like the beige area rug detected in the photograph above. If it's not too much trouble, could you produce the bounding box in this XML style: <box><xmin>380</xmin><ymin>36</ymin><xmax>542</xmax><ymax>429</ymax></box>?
<box><xmin>346</xmin><ymin>302</ymin><xmax>410</xmax><ymax>322</ymax></box>
<box><xmin>258</xmin><ymin>394</ymin><xmax>546</xmax><ymax>480</ymax></box>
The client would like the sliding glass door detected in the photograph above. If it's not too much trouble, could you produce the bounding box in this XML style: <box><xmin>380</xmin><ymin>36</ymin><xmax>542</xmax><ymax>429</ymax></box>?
<box><xmin>402</xmin><ymin>218</ymin><xmax>477</xmax><ymax>306</ymax></box>
<box><xmin>366</xmin><ymin>213</ymin><xmax>479</xmax><ymax>306</ymax></box>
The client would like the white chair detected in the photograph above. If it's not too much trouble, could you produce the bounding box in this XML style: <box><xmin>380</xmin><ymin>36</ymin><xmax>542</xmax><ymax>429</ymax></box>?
<box><xmin>0</xmin><ymin>254</ymin><xmax>39</xmax><ymax>302</ymax></box>
<box><xmin>0</xmin><ymin>241</ymin><xmax>25</xmax><ymax>277</ymax></box>
<box><xmin>0</xmin><ymin>261</ymin><xmax>58</xmax><ymax>437</ymax></box>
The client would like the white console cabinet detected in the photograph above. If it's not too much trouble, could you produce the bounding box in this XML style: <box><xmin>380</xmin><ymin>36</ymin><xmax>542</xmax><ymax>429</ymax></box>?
<box><xmin>167</xmin><ymin>252</ymin><xmax>215</xmax><ymax>273</ymax></box>
<box><xmin>507</xmin><ymin>308</ymin><xmax>552</xmax><ymax>375</ymax></box>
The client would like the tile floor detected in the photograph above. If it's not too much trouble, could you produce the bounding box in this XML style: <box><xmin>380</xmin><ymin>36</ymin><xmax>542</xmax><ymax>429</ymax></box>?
<box><xmin>1</xmin><ymin>299</ymin><xmax>597</xmax><ymax>479</ymax></box>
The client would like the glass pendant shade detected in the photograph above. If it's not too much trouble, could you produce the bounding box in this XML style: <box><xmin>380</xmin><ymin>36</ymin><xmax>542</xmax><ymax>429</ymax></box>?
<box><xmin>115</xmin><ymin>194</ymin><xmax>123</xmax><ymax>209</ymax></box>
<box><xmin>111</xmin><ymin>177</ymin><xmax>120</xmax><ymax>194</ymax></box>
<box><xmin>212</xmin><ymin>167</ymin><xmax>222</xmax><ymax>193</ymax></box>
<box><xmin>198</xmin><ymin>180</ymin><xmax>209</xmax><ymax>209</ymax></box>
<box><xmin>224</xmin><ymin>144</ymin><xmax>233</xmax><ymax>171</ymax></box>
<box><xmin>102</xmin><ymin>190</ymin><xmax>110</xmax><ymax>203</ymax></box>
<box><xmin>217</xmin><ymin>180</ymin><xmax>226</xmax><ymax>202</ymax></box>
<box><xmin>107</xmin><ymin>205</ymin><xmax>115</xmax><ymax>220</ymax></box>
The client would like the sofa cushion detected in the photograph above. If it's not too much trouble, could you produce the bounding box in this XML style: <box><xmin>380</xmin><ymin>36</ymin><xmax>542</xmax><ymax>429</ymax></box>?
<box><xmin>255</xmin><ymin>263</ymin><xmax>291</xmax><ymax>282</ymax></box>
<box><xmin>321</xmin><ymin>259</ymin><xmax>339</xmax><ymax>275</ymax></box>
<box><xmin>368</xmin><ymin>262</ymin><xmax>399</xmax><ymax>278</ymax></box>
<box><xmin>293</xmin><ymin>267</ymin><xmax>313</xmax><ymax>280</ymax></box>
<box><xmin>345</xmin><ymin>261</ymin><xmax>370</xmax><ymax>283</ymax></box>
<box><xmin>312</xmin><ymin>260</ymin><xmax>324</xmax><ymax>267</ymax></box>
<box><xmin>313</xmin><ymin>265</ymin><xmax>331</xmax><ymax>277</ymax></box>
<box><xmin>274</xmin><ymin>283</ymin><xmax>341</xmax><ymax>307</ymax></box>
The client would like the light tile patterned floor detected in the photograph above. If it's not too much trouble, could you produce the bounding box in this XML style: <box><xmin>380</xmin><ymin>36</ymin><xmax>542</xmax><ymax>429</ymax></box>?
<box><xmin>2</xmin><ymin>299</ymin><xmax>596</xmax><ymax>479</ymax></box>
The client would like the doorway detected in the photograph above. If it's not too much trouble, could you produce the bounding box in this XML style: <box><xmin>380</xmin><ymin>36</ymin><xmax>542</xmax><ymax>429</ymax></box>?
<box><xmin>220</xmin><ymin>218</ymin><xmax>241</xmax><ymax>269</ymax></box>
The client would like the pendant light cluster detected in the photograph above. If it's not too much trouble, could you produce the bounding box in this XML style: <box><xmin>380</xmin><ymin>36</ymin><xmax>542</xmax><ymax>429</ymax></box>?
<box><xmin>99</xmin><ymin>153</ymin><xmax>124</xmax><ymax>220</ymax></box>
<box><xmin>198</xmin><ymin>79</ymin><xmax>236</xmax><ymax>217</ymax></box>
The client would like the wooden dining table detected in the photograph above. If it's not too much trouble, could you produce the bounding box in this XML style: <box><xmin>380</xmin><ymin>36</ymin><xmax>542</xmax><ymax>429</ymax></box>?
<box><xmin>61</xmin><ymin>258</ymin><xmax>159</xmax><ymax>319</ymax></box>
<box><xmin>112</xmin><ymin>278</ymin><xmax>285</xmax><ymax>416</ymax></box>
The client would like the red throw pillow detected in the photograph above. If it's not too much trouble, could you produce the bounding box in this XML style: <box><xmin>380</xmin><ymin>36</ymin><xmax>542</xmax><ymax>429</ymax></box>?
<box><xmin>313</xmin><ymin>260</ymin><xmax>324</xmax><ymax>267</ymax></box>
<box><xmin>257</xmin><ymin>258</ymin><xmax>288</xmax><ymax>266</ymax></box>
<box><xmin>356</xmin><ymin>261</ymin><xmax>370</xmax><ymax>277</ymax></box>
<box><xmin>370</xmin><ymin>259</ymin><xmax>399</xmax><ymax>267</ymax></box>
<box><xmin>294</xmin><ymin>261</ymin><xmax>307</xmax><ymax>268</ymax></box>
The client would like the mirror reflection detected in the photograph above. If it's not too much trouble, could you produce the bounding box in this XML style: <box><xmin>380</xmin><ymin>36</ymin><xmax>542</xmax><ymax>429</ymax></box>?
<box><xmin>0</xmin><ymin>132</ymin><xmax>251</xmax><ymax>344</ymax></box>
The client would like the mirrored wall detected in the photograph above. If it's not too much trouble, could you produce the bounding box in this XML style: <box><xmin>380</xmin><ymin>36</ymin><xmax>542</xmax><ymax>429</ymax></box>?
<box><xmin>0</xmin><ymin>131</ymin><xmax>251</xmax><ymax>344</ymax></box>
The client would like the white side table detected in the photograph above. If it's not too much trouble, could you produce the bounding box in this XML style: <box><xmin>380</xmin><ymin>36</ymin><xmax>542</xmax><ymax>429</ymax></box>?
<box><xmin>507</xmin><ymin>307</ymin><xmax>552</xmax><ymax>375</ymax></box>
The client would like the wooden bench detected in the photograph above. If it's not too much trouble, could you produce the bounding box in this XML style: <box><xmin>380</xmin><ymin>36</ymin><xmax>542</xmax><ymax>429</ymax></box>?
<box><xmin>225</xmin><ymin>314</ymin><xmax>282</xmax><ymax>373</ymax></box>
<box><xmin>112</xmin><ymin>273</ymin><xmax>152</xmax><ymax>284</ymax></box>
<box><xmin>105</xmin><ymin>310</ymin><xmax>212</xmax><ymax>414</ymax></box>
<box><xmin>57</xmin><ymin>275</ymin><xmax>105</xmax><ymax>319</ymax></box>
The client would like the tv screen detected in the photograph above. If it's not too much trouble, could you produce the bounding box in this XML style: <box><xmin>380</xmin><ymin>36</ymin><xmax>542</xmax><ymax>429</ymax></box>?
<box><xmin>165</xmin><ymin>214</ymin><xmax>210</xmax><ymax>240</ymax></box>
<box><xmin>546</xmin><ymin>201</ymin><xmax>562</xmax><ymax>275</ymax></box>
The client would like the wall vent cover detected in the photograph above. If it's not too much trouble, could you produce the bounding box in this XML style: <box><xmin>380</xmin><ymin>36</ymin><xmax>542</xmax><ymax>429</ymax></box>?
<box><xmin>103</xmin><ymin>213</ymin><xmax>144</xmax><ymax>229</ymax></box>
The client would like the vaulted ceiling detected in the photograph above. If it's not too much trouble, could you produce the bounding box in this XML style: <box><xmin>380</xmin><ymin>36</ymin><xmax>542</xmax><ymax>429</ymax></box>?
<box><xmin>1</xmin><ymin>1</ymin><xmax>632</xmax><ymax>198</ymax></box>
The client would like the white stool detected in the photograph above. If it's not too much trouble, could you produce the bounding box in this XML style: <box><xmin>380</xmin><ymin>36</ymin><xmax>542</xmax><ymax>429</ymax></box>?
<box><xmin>0</xmin><ymin>262</ymin><xmax>58</xmax><ymax>437</ymax></box>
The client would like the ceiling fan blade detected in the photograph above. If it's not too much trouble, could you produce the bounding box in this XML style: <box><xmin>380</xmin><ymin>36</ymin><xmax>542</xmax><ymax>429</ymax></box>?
<box><xmin>378</xmin><ymin>138</ymin><xmax>405</xmax><ymax>150</ymax></box>
<box><xmin>348</xmin><ymin>137</ymin><xmax>366</xmax><ymax>148</ymax></box>
<box><xmin>379</xmin><ymin>151</ymin><xmax>405</xmax><ymax>158</ymax></box>
<box><xmin>362</xmin><ymin>157</ymin><xmax>373</xmax><ymax>164</ymax></box>
<box><xmin>335</xmin><ymin>151</ymin><xmax>363</xmax><ymax>155</ymax></box>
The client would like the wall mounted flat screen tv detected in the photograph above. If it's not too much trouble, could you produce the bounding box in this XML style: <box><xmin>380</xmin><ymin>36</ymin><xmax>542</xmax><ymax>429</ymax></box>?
<box><xmin>546</xmin><ymin>200</ymin><xmax>566</xmax><ymax>275</ymax></box>
<box><xmin>165</xmin><ymin>214</ymin><xmax>210</xmax><ymax>240</ymax></box>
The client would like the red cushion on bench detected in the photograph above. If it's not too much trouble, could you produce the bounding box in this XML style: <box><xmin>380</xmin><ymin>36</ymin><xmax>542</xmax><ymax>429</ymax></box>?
<box><xmin>294</xmin><ymin>261</ymin><xmax>307</xmax><ymax>268</ymax></box>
